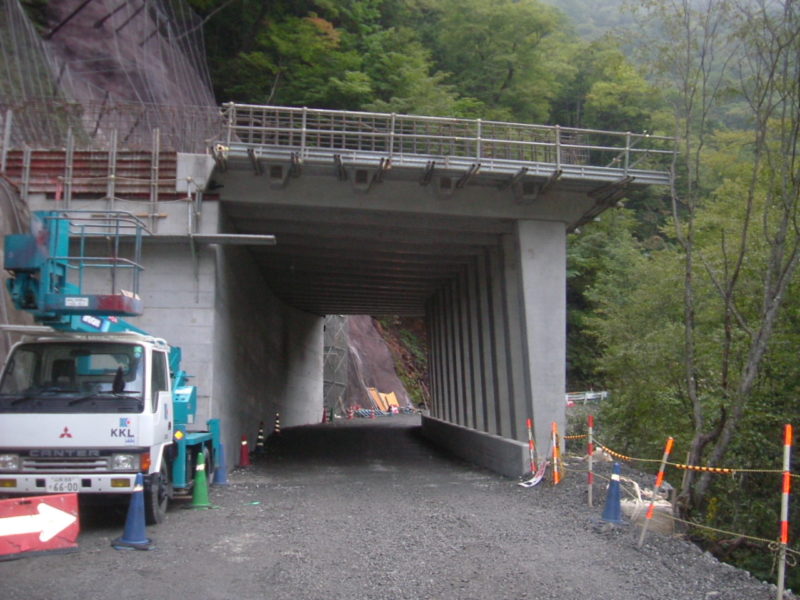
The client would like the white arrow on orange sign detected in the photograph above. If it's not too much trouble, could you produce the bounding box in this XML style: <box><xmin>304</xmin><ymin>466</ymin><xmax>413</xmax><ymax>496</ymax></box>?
<box><xmin>0</xmin><ymin>502</ymin><xmax>78</xmax><ymax>542</ymax></box>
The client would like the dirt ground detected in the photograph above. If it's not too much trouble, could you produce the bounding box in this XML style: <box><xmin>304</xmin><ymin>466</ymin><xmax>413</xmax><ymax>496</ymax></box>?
<box><xmin>2</xmin><ymin>415</ymin><xmax>790</xmax><ymax>599</ymax></box>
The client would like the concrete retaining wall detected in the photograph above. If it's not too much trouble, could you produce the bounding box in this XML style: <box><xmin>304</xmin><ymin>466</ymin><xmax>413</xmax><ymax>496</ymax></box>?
<box><xmin>420</xmin><ymin>415</ymin><xmax>528</xmax><ymax>478</ymax></box>
<box><xmin>213</xmin><ymin>242</ymin><xmax>323</xmax><ymax>465</ymax></box>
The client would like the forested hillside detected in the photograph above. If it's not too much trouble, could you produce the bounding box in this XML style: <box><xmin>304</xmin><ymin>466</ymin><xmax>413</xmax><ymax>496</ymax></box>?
<box><xmin>184</xmin><ymin>0</ymin><xmax>799</xmax><ymax>587</ymax></box>
<box><xmin>187</xmin><ymin>0</ymin><xmax>659</xmax><ymax>131</ymax></box>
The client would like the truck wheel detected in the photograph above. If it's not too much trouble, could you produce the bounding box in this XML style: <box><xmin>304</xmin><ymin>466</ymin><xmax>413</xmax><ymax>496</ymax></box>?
<box><xmin>145</xmin><ymin>462</ymin><xmax>172</xmax><ymax>525</ymax></box>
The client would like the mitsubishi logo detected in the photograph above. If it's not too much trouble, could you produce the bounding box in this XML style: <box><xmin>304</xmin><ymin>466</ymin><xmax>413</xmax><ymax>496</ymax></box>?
<box><xmin>59</xmin><ymin>427</ymin><xmax>73</xmax><ymax>439</ymax></box>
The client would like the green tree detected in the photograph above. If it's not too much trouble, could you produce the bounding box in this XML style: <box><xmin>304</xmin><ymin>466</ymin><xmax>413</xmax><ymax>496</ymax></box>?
<box><xmin>551</xmin><ymin>36</ymin><xmax>663</xmax><ymax>132</ymax></box>
<box><xmin>189</xmin><ymin>0</ymin><xmax>463</xmax><ymax>111</ymax></box>
<box><xmin>566</xmin><ymin>209</ymin><xmax>642</xmax><ymax>390</ymax></box>
<box><xmin>426</xmin><ymin>0</ymin><xmax>570</xmax><ymax>122</ymax></box>
<box><xmin>597</xmin><ymin>0</ymin><xmax>800</xmax><ymax>538</ymax></box>
<box><xmin>358</xmin><ymin>27</ymin><xmax>461</xmax><ymax>115</ymax></box>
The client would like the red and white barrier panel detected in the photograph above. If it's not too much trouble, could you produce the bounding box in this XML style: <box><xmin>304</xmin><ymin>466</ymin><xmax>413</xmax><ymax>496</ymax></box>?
<box><xmin>0</xmin><ymin>493</ymin><xmax>79</xmax><ymax>558</ymax></box>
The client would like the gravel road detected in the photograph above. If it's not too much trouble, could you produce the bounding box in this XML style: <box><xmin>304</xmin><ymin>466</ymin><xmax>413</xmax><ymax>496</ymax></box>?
<box><xmin>2</xmin><ymin>415</ymin><xmax>790</xmax><ymax>599</ymax></box>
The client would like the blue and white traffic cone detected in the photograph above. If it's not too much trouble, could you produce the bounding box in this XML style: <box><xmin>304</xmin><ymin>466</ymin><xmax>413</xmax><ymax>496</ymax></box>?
<box><xmin>601</xmin><ymin>462</ymin><xmax>624</xmax><ymax>524</ymax></box>
<box><xmin>112</xmin><ymin>473</ymin><xmax>154</xmax><ymax>550</ymax></box>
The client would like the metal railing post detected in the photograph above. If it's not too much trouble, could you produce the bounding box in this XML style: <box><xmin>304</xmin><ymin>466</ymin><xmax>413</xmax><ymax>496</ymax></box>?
<box><xmin>555</xmin><ymin>125</ymin><xmax>561</xmax><ymax>170</ymax></box>
<box><xmin>225</xmin><ymin>103</ymin><xmax>234</xmax><ymax>146</ymax></box>
<box><xmin>106</xmin><ymin>129</ymin><xmax>117</xmax><ymax>210</ymax></box>
<box><xmin>21</xmin><ymin>146</ymin><xmax>31</xmax><ymax>202</ymax></box>
<box><xmin>301</xmin><ymin>107</ymin><xmax>308</xmax><ymax>159</ymax></box>
<box><xmin>389</xmin><ymin>113</ymin><xmax>396</xmax><ymax>158</ymax></box>
<box><xmin>149</xmin><ymin>128</ymin><xmax>160</xmax><ymax>233</ymax></box>
<box><xmin>1</xmin><ymin>109</ymin><xmax>12</xmax><ymax>174</ymax></box>
<box><xmin>624</xmin><ymin>132</ymin><xmax>631</xmax><ymax>175</ymax></box>
<box><xmin>476</xmin><ymin>118</ymin><xmax>482</xmax><ymax>160</ymax></box>
<box><xmin>64</xmin><ymin>129</ymin><xmax>74</xmax><ymax>209</ymax></box>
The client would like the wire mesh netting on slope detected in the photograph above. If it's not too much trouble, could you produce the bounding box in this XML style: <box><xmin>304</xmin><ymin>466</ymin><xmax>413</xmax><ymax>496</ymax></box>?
<box><xmin>0</xmin><ymin>0</ymin><xmax>221</xmax><ymax>151</ymax></box>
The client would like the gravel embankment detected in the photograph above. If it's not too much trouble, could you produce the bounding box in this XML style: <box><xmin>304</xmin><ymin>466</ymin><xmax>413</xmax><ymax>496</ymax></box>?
<box><xmin>2</xmin><ymin>415</ymin><xmax>791</xmax><ymax>599</ymax></box>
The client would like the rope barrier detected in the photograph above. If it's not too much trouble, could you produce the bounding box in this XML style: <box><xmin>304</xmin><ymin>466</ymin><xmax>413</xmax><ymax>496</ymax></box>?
<box><xmin>649</xmin><ymin>510</ymin><xmax>800</xmax><ymax>565</ymax></box>
<box><xmin>594</xmin><ymin>441</ymin><xmax>795</xmax><ymax>476</ymax></box>
<box><xmin>669</xmin><ymin>463</ymin><xmax>736</xmax><ymax>475</ymax></box>
<box><xmin>564</xmin><ymin>434</ymin><xmax>588</xmax><ymax>440</ymax></box>
<box><xmin>594</xmin><ymin>441</ymin><xmax>664</xmax><ymax>464</ymax></box>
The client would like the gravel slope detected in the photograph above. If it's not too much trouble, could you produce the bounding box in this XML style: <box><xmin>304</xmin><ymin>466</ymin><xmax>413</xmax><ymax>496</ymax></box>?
<box><xmin>2</xmin><ymin>415</ymin><xmax>790</xmax><ymax>599</ymax></box>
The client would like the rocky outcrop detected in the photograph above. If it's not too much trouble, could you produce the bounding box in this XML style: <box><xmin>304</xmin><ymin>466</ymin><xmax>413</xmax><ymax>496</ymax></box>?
<box><xmin>344</xmin><ymin>315</ymin><xmax>412</xmax><ymax>411</ymax></box>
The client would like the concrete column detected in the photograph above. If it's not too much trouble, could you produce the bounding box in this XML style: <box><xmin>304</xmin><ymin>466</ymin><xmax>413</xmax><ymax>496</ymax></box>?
<box><xmin>487</xmin><ymin>245</ymin><xmax>511</xmax><ymax>437</ymax></box>
<box><xmin>456</xmin><ymin>271</ymin><xmax>474</xmax><ymax>428</ymax></box>
<box><xmin>435</xmin><ymin>288</ymin><xmax>447</xmax><ymax>421</ymax></box>
<box><xmin>446</xmin><ymin>280</ymin><xmax>462</xmax><ymax>425</ymax></box>
<box><xmin>501</xmin><ymin>233</ymin><xmax>529</xmax><ymax>441</ymax></box>
<box><xmin>466</xmin><ymin>259</ymin><xmax>485</xmax><ymax>432</ymax></box>
<box><xmin>426</xmin><ymin>294</ymin><xmax>444</xmax><ymax>419</ymax></box>
<box><xmin>515</xmin><ymin>220</ymin><xmax>567</xmax><ymax>454</ymax></box>
<box><xmin>476</xmin><ymin>249</ymin><xmax>497</xmax><ymax>434</ymax></box>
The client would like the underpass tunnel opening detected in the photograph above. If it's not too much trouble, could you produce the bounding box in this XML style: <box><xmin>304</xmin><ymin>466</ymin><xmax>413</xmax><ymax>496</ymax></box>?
<box><xmin>322</xmin><ymin>314</ymin><xmax>430</xmax><ymax>419</ymax></box>
<box><xmin>212</xmin><ymin>196</ymin><xmax>568</xmax><ymax>475</ymax></box>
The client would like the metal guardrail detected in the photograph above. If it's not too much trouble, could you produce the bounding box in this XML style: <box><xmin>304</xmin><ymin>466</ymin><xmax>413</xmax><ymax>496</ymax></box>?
<box><xmin>220</xmin><ymin>103</ymin><xmax>674</xmax><ymax>186</ymax></box>
<box><xmin>566</xmin><ymin>391</ymin><xmax>609</xmax><ymax>405</ymax></box>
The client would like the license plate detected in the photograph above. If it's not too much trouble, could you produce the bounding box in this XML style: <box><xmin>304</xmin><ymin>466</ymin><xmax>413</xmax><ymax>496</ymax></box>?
<box><xmin>46</xmin><ymin>476</ymin><xmax>81</xmax><ymax>493</ymax></box>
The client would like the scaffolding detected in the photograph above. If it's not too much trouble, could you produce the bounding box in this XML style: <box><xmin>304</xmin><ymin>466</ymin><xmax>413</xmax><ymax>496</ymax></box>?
<box><xmin>323</xmin><ymin>315</ymin><xmax>349</xmax><ymax>418</ymax></box>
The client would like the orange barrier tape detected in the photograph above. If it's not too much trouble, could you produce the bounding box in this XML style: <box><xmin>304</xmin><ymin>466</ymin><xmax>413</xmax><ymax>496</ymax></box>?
<box><xmin>671</xmin><ymin>463</ymin><xmax>736</xmax><ymax>475</ymax></box>
<box><xmin>595</xmin><ymin>442</ymin><xmax>635</xmax><ymax>462</ymax></box>
<box><xmin>597</xmin><ymin>442</ymin><xmax>799</xmax><ymax>474</ymax></box>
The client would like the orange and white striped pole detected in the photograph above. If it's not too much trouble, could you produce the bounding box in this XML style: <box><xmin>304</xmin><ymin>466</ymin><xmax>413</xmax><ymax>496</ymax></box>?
<box><xmin>638</xmin><ymin>436</ymin><xmax>674</xmax><ymax>547</ymax></box>
<box><xmin>526</xmin><ymin>418</ymin><xmax>537</xmax><ymax>473</ymax></box>
<box><xmin>588</xmin><ymin>415</ymin><xmax>595</xmax><ymax>507</ymax></box>
<box><xmin>551</xmin><ymin>422</ymin><xmax>561</xmax><ymax>485</ymax></box>
<box><xmin>777</xmin><ymin>424</ymin><xmax>793</xmax><ymax>600</ymax></box>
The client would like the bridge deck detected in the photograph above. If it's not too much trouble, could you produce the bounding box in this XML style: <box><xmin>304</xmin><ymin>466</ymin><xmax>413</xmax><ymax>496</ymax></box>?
<box><xmin>217</xmin><ymin>103</ymin><xmax>673</xmax><ymax>187</ymax></box>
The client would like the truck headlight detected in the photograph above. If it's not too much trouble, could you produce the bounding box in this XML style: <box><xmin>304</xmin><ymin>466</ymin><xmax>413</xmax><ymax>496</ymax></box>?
<box><xmin>110</xmin><ymin>453</ymin><xmax>138</xmax><ymax>471</ymax></box>
<box><xmin>0</xmin><ymin>453</ymin><xmax>20</xmax><ymax>470</ymax></box>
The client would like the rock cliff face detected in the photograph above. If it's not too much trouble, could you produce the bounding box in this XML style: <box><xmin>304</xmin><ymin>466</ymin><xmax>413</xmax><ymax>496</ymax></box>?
<box><xmin>16</xmin><ymin>0</ymin><xmax>215</xmax><ymax>107</ymax></box>
<box><xmin>2</xmin><ymin>1</ymin><xmax>217</xmax><ymax>151</ymax></box>
<box><xmin>344</xmin><ymin>315</ymin><xmax>413</xmax><ymax>411</ymax></box>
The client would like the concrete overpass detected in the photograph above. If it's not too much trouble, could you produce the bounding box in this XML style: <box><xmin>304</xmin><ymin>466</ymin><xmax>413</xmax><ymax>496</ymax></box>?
<box><xmin>0</xmin><ymin>103</ymin><xmax>673</xmax><ymax>477</ymax></box>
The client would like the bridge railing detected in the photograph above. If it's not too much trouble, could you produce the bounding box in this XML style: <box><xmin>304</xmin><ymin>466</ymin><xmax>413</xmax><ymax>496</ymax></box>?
<box><xmin>220</xmin><ymin>103</ymin><xmax>674</xmax><ymax>183</ymax></box>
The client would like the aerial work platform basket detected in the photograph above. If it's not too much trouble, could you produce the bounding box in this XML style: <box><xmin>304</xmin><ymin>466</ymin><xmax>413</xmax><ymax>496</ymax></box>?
<box><xmin>4</xmin><ymin>210</ymin><xmax>150</xmax><ymax>328</ymax></box>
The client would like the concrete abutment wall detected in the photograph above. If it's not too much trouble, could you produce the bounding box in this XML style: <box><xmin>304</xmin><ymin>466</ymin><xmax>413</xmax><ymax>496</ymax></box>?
<box><xmin>213</xmin><ymin>242</ymin><xmax>323</xmax><ymax>465</ymax></box>
<box><xmin>426</xmin><ymin>220</ymin><xmax>566</xmax><ymax>474</ymax></box>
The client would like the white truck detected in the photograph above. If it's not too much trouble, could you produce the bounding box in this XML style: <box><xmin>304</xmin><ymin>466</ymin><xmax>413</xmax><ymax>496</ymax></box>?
<box><xmin>0</xmin><ymin>211</ymin><xmax>220</xmax><ymax>524</ymax></box>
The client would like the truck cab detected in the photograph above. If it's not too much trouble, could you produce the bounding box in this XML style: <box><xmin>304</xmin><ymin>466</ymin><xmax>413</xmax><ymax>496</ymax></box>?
<box><xmin>0</xmin><ymin>330</ymin><xmax>176</xmax><ymax>523</ymax></box>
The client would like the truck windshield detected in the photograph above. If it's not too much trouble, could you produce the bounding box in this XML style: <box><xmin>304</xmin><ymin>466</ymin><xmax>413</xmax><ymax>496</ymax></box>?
<box><xmin>0</xmin><ymin>341</ymin><xmax>145</xmax><ymax>413</ymax></box>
